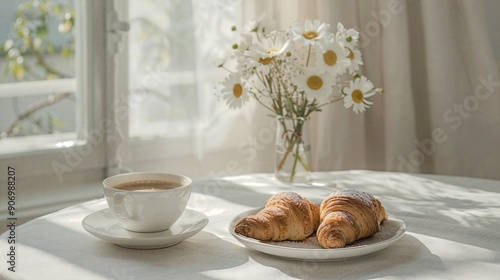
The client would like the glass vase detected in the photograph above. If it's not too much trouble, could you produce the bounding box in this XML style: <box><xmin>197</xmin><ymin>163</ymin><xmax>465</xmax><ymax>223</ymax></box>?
<box><xmin>275</xmin><ymin>116</ymin><xmax>312</xmax><ymax>184</ymax></box>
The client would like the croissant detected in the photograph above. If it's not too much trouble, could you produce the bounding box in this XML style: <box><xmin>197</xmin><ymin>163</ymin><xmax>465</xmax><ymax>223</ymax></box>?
<box><xmin>317</xmin><ymin>189</ymin><xmax>387</xmax><ymax>249</ymax></box>
<box><xmin>234</xmin><ymin>192</ymin><xmax>320</xmax><ymax>241</ymax></box>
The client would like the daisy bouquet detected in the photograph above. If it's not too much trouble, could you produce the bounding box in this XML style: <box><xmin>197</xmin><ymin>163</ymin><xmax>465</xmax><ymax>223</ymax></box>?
<box><xmin>218</xmin><ymin>19</ymin><xmax>382</xmax><ymax>183</ymax></box>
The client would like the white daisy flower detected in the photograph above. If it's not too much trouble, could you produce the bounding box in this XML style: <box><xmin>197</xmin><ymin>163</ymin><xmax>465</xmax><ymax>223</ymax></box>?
<box><xmin>245</xmin><ymin>35</ymin><xmax>290</xmax><ymax>75</ymax></box>
<box><xmin>343</xmin><ymin>76</ymin><xmax>376</xmax><ymax>114</ymax></box>
<box><xmin>245</xmin><ymin>14</ymin><xmax>268</xmax><ymax>34</ymax></box>
<box><xmin>292</xmin><ymin>19</ymin><xmax>332</xmax><ymax>46</ymax></box>
<box><xmin>314</xmin><ymin>38</ymin><xmax>350</xmax><ymax>75</ymax></box>
<box><xmin>246</xmin><ymin>18</ymin><xmax>261</xmax><ymax>33</ymax></box>
<box><xmin>335</xmin><ymin>22</ymin><xmax>359</xmax><ymax>49</ymax></box>
<box><xmin>221</xmin><ymin>72</ymin><xmax>250</xmax><ymax>109</ymax></box>
<box><xmin>234</xmin><ymin>33</ymin><xmax>253</xmax><ymax>55</ymax></box>
<box><xmin>345</xmin><ymin>47</ymin><xmax>363</xmax><ymax>74</ymax></box>
<box><xmin>294</xmin><ymin>68</ymin><xmax>335</xmax><ymax>100</ymax></box>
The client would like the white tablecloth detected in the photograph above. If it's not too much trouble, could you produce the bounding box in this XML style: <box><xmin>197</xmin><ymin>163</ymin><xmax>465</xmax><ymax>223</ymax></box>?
<box><xmin>1</xmin><ymin>170</ymin><xmax>500</xmax><ymax>279</ymax></box>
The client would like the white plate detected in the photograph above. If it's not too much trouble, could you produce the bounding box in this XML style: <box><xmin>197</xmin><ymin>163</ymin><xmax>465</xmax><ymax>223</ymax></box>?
<box><xmin>229</xmin><ymin>207</ymin><xmax>406</xmax><ymax>261</ymax></box>
<box><xmin>82</xmin><ymin>208</ymin><xmax>208</xmax><ymax>249</ymax></box>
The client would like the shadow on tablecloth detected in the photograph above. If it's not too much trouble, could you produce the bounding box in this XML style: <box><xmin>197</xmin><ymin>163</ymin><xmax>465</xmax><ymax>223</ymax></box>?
<box><xmin>248</xmin><ymin>234</ymin><xmax>442</xmax><ymax>279</ymax></box>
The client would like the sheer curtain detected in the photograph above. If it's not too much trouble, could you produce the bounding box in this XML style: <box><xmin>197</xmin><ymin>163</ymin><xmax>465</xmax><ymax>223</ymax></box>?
<box><xmin>123</xmin><ymin>0</ymin><xmax>258</xmax><ymax>180</ymax></box>
<box><xmin>123</xmin><ymin>0</ymin><xmax>500</xmax><ymax>181</ymax></box>
<box><xmin>245</xmin><ymin>0</ymin><xmax>500</xmax><ymax>180</ymax></box>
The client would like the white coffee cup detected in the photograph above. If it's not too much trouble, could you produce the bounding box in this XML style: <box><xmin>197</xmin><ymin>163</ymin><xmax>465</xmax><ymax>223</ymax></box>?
<box><xmin>103</xmin><ymin>172</ymin><xmax>192</xmax><ymax>233</ymax></box>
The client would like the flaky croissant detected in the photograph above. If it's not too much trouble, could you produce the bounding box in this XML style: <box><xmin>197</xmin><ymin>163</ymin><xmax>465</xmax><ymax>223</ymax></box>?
<box><xmin>317</xmin><ymin>189</ymin><xmax>387</xmax><ymax>249</ymax></box>
<box><xmin>234</xmin><ymin>192</ymin><xmax>320</xmax><ymax>241</ymax></box>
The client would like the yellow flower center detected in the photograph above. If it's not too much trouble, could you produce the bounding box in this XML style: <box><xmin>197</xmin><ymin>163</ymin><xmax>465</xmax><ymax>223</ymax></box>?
<box><xmin>352</xmin><ymin>89</ymin><xmax>364</xmax><ymax>103</ymax></box>
<box><xmin>347</xmin><ymin>47</ymin><xmax>355</xmax><ymax>60</ymax></box>
<box><xmin>233</xmin><ymin>83</ymin><xmax>243</xmax><ymax>98</ymax></box>
<box><xmin>258</xmin><ymin>48</ymin><xmax>280</xmax><ymax>65</ymax></box>
<box><xmin>303</xmin><ymin>31</ymin><xmax>318</xmax><ymax>40</ymax></box>
<box><xmin>259</xmin><ymin>56</ymin><xmax>275</xmax><ymax>65</ymax></box>
<box><xmin>323</xmin><ymin>50</ymin><xmax>337</xmax><ymax>66</ymax></box>
<box><xmin>307</xmin><ymin>75</ymin><xmax>323</xmax><ymax>90</ymax></box>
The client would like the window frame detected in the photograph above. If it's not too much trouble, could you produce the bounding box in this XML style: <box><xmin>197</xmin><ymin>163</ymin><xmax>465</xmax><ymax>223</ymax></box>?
<box><xmin>0</xmin><ymin>0</ymin><xmax>118</xmax><ymax>224</ymax></box>
<box><xmin>0</xmin><ymin>0</ymin><xmax>109</xmax><ymax>176</ymax></box>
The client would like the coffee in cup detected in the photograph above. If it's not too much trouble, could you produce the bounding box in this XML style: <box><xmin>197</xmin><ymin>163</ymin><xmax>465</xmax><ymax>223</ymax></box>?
<box><xmin>114</xmin><ymin>180</ymin><xmax>180</xmax><ymax>192</ymax></box>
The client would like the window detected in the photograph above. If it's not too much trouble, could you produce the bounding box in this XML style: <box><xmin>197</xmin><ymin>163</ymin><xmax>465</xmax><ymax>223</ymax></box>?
<box><xmin>0</xmin><ymin>0</ymin><xmax>108</xmax><ymax>224</ymax></box>
<box><xmin>0</xmin><ymin>0</ymin><xmax>76</xmax><ymax>152</ymax></box>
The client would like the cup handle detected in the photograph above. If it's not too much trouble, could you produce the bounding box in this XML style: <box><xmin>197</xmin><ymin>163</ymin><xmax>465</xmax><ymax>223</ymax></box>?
<box><xmin>112</xmin><ymin>192</ymin><xmax>137</xmax><ymax>221</ymax></box>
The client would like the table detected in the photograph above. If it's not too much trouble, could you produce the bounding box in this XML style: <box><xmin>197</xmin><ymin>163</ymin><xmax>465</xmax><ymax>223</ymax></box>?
<box><xmin>1</xmin><ymin>170</ymin><xmax>500</xmax><ymax>279</ymax></box>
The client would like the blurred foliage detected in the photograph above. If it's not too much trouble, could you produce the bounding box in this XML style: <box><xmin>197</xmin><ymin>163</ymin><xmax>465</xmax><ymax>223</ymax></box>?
<box><xmin>1</xmin><ymin>0</ymin><xmax>74</xmax><ymax>81</ymax></box>
<box><xmin>0</xmin><ymin>0</ymin><xmax>75</xmax><ymax>138</ymax></box>
<box><xmin>7</xmin><ymin>111</ymin><xmax>65</xmax><ymax>137</ymax></box>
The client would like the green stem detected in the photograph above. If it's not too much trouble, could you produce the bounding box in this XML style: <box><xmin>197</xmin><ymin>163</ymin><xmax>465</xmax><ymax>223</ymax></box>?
<box><xmin>249</xmin><ymin>90</ymin><xmax>274</xmax><ymax>112</ymax></box>
<box><xmin>305</xmin><ymin>44</ymin><xmax>312</xmax><ymax>67</ymax></box>
<box><xmin>290</xmin><ymin>139</ymin><xmax>300</xmax><ymax>182</ymax></box>
<box><xmin>276</xmin><ymin>117</ymin><xmax>310</xmax><ymax>182</ymax></box>
<box><xmin>316</xmin><ymin>95</ymin><xmax>344</xmax><ymax>109</ymax></box>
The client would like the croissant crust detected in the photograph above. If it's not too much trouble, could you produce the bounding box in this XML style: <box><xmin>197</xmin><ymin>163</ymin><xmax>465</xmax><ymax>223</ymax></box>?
<box><xmin>234</xmin><ymin>192</ymin><xmax>320</xmax><ymax>241</ymax></box>
<box><xmin>317</xmin><ymin>189</ymin><xmax>386</xmax><ymax>249</ymax></box>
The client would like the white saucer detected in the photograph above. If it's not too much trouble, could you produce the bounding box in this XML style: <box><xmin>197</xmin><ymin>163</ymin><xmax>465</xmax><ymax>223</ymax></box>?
<box><xmin>82</xmin><ymin>208</ymin><xmax>208</xmax><ymax>249</ymax></box>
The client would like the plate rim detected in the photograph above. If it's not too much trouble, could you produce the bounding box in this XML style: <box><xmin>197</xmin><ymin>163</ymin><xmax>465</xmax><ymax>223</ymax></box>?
<box><xmin>228</xmin><ymin>207</ymin><xmax>406</xmax><ymax>260</ymax></box>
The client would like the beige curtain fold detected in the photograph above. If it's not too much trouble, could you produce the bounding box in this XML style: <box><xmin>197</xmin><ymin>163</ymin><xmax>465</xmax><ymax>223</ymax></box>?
<box><xmin>246</xmin><ymin>0</ymin><xmax>500</xmax><ymax>180</ymax></box>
